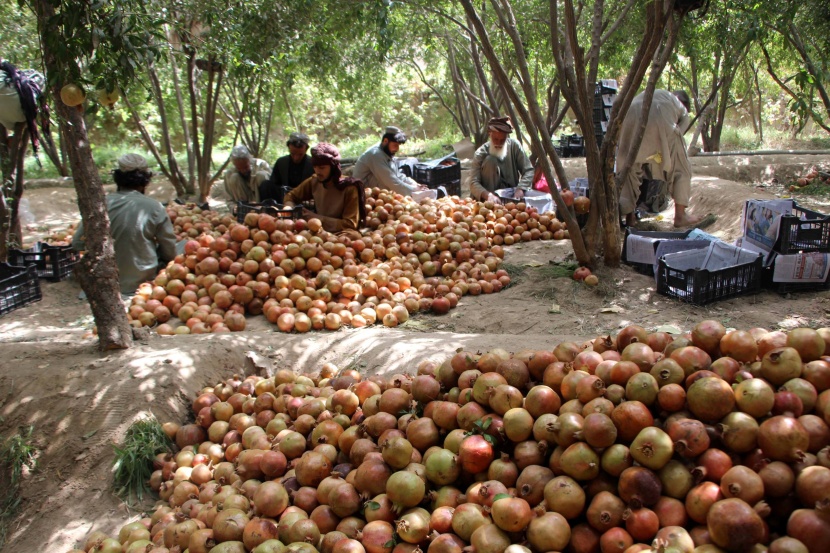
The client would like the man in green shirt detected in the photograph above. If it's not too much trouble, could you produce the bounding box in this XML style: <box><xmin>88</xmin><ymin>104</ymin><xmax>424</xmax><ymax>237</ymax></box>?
<box><xmin>72</xmin><ymin>154</ymin><xmax>178</xmax><ymax>294</ymax></box>
<box><xmin>352</xmin><ymin>126</ymin><xmax>428</xmax><ymax>195</ymax></box>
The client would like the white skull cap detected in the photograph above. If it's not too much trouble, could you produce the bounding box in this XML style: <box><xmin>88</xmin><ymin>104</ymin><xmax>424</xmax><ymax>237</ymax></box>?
<box><xmin>231</xmin><ymin>145</ymin><xmax>251</xmax><ymax>159</ymax></box>
<box><xmin>117</xmin><ymin>153</ymin><xmax>149</xmax><ymax>172</ymax></box>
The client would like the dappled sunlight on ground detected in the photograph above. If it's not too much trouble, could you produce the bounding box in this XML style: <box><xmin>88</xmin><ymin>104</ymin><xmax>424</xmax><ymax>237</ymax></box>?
<box><xmin>4</xmin><ymin>167</ymin><xmax>830</xmax><ymax>551</ymax></box>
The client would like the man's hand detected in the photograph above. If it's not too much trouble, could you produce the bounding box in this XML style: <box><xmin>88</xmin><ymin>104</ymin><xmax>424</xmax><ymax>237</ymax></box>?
<box><xmin>416</xmin><ymin>184</ymin><xmax>429</xmax><ymax>191</ymax></box>
<box><xmin>301</xmin><ymin>208</ymin><xmax>316</xmax><ymax>219</ymax></box>
<box><xmin>484</xmin><ymin>192</ymin><xmax>502</xmax><ymax>205</ymax></box>
<box><xmin>514</xmin><ymin>189</ymin><xmax>525</xmax><ymax>200</ymax></box>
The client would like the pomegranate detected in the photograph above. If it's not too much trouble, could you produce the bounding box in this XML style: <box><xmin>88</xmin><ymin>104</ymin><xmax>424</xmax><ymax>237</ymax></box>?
<box><xmin>758</xmin><ymin>415</ymin><xmax>810</xmax><ymax>462</ymax></box>
<box><xmin>707</xmin><ymin>498</ymin><xmax>765</xmax><ymax>552</ymax></box>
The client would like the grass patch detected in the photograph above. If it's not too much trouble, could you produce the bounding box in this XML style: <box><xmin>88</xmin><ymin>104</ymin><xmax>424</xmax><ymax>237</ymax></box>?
<box><xmin>499</xmin><ymin>263</ymin><xmax>528</xmax><ymax>287</ymax></box>
<box><xmin>112</xmin><ymin>417</ymin><xmax>173</xmax><ymax>506</ymax></box>
<box><xmin>525</xmin><ymin>261</ymin><xmax>579</xmax><ymax>299</ymax></box>
<box><xmin>793</xmin><ymin>182</ymin><xmax>830</xmax><ymax>198</ymax></box>
<box><xmin>535</xmin><ymin>261</ymin><xmax>580</xmax><ymax>280</ymax></box>
<box><xmin>0</xmin><ymin>426</ymin><xmax>38</xmax><ymax>548</ymax></box>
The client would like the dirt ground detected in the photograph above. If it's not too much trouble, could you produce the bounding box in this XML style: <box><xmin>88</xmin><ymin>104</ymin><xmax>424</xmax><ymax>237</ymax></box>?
<box><xmin>2</xmin><ymin>153</ymin><xmax>830</xmax><ymax>553</ymax></box>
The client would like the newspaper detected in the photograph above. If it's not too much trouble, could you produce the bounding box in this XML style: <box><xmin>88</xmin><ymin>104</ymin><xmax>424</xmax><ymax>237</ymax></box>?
<box><xmin>661</xmin><ymin>242</ymin><xmax>761</xmax><ymax>300</ymax></box>
<box><xmin>568</xmin><ymin>178</ymin><xmax>589</xmax><ymax>198</ymax></box>
<box><xmin>662</xmin><ymin>241</ymin><xmax>760</xmax><ymax>272</ymax></box>
<box><xmin>652</xmin><ymin>240</ymin><xmax>710</xmax><ymax>279</ymax></box>
<box><xmin>741</xmin><ymin>199</ymin><xmax>793</xmax><ymax>252</ymax></box>
<box><xmin>625</xmin><ymin>234</ymin><xmax>666</xmax><ymax>265</ymax></box>
<box><xmin>496</xmin><ymin>188</ymin><xmax>553</xmax><ymax>214</ymax></box>
<box><xmin>686</xmin><ymin>229</ymin><xmax>719</xmax><ymax>242</ymax></box>
<box><xmin>411</xmin><ymin>189</ymin><xmax>439</xmax><ymax>202</ymax></box>
<box><xmin>772</xmin><ymin>252</ymin><xmax>830</xmax><ymax>283</ymax></box>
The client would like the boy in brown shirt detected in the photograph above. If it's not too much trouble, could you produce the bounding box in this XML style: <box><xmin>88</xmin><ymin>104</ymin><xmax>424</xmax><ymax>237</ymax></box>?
<box><xmin>284</xmin><ymin>143</ymin><xmax>366</xmax><ymax>240</ymax></box>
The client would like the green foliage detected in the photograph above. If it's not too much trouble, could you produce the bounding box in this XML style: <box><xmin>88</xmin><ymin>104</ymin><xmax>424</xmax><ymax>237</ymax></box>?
<box><xmin>0</xmin><ymin>426</ymin><xmax>38</xmax><ymax>548</ymax></box>
<box><xmin>112</xmin><ymin>416</ymin><xmax>173</xmax><ymax>506</ymax></box>
<box><xmin>32</xmin><ymin>0</ymin><xmax>165</xmax><ymax>91</ymax></box>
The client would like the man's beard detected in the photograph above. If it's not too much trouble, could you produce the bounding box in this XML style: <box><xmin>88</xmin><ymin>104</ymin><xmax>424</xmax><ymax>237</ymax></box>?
<box><xmin>489</xmin><ymin>142</ymin><xmax>507</xmax><ymax>161</ymax></box>
<box><xmin>381</xmin><ymin>143</ymin><xmax>396</xmax><ymax>157</ymax></box>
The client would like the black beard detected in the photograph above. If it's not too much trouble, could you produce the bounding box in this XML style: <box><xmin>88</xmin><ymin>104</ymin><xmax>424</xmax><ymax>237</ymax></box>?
<box><xmin>381</xmin><ymin>143</ymin><xmax>395</xmax><ymax>157</ymax></box>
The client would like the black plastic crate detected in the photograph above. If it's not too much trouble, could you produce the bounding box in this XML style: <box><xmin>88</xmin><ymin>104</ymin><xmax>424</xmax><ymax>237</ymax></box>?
<box><xmin>762</xmin><ymin>267</ymin><xmax>830</xmax><ymax>294</ymax></box>
<box><xmin>0</xmin><ymin>263</ymin><xmax>42</xmax><ymax>316</ymax></box>
<box><xmin>593</xmin><ymin>121</ymin><xmax>609</xmax><ymax>135</ymax></box>
<box><xmin>235</xmin><ymin>201</ymin><xmax>303</xmax><ymax>223</ymax></box>
<box><xmin>593</xmin><ymin>106</ymin><xmax>612</xmax><ymax>122</ymax></box>
<box><xmin>567</xmin><ymin>135</ymin><xmax>584</xmax><ymax>147</ymax></box>
<box><xmin>433</xmin><ymin>179</ymin><xmax>461</xmax><ymax>197</ymax></box>
<box><xmin>774</xmin><ymin>203</ymin><xmax>830</xmax><ymax>254</ymax></box>
<box><xmin>9</xmin><ymin>242</ymin><xmax>80</xmax><ymax>282</ymax></box>
<box><xmin>595</xmin><ymin>80</ymin><xmax>618</xmax><ymax>95</ymax></box>
<box><xmin>656</xmin><ymin>249</ymin><xmax>763</xmax><ymax>305</ymax></box>
<box><xmin>761</xmin><ymin>251</ymin><xmax>830</xmax><ymax>294</ymax></box>
<box><xmin>413</xmin><ymin>157</ymin><xmax>461</xmax><ymax>187</ymax></box>
<box><xmin>622</xmin><ymin>229</ymin><xmax>693</xmax><ymax>275</ymax></box>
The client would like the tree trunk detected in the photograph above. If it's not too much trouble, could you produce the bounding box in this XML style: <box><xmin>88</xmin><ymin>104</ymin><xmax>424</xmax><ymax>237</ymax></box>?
<box><xmin>753</xmin><ymin>63</ymin><xmax>763</xmax><ymax>143</ymax></box>
<box><xmin>123</xmin><ymin>93</ymin><xmax>186</xmax><ymax>197</ymax></box>
<box><xmin>446</xmin><ymin>35</ymin><xmax>471</xmax><ymax>137</ymax></box>
<box><xmin>168</xmin><ymin>39</ymin><xmax>196</xmax><ymax>194</ymax></box>
<box><xmin>149</xmin><ymin>64</ymin><xmax>189</xmax><ymax>196</ymax></box>
<box><xmin>0</xmin><ymin>123</ymin><xmax>27</xmax><ymax>261</ymax></box>
<box><xmin>39</xmin><ymin>124</ymin><xmax>68</xmax><ymax>177</ymax></box>
<box><xmin>459</xmin><ymin>0</ymin><xmax>591</xmax><ymax>265</ymax></box>
<box><xmin>33</xmin><ymin>0</ymin><xmax>132</xmax><ymax>350</ymax></box>
<box><xmin>786</xmin><ymin>22</ymin><xmax>830</xmax><ymax>126</ymax></box>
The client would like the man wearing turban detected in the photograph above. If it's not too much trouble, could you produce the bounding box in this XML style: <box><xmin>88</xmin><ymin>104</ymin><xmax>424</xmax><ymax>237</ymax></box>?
<box><xmin>470</xmin><ymin>116</ymin><xmax>534</xmax><ymax>203</ymax></box>
<box><xmin>222</xmin><ymin>144</ymin><xmax>271</xmax><ymax>202</ymax></box>
<box><xmin>72</xmin><ymin>154</ymin><xmax>178</xmax><ymax>294</ymax></box>
<box><xmin>283</xmin><ymin>143</ymin><xmax>366</xmax><ymax>240</ymax></box>
<box><xmin>617</xmin><ymin>89</ymin><xmax>703</xmax><ymax>227</ymax></box>
<box><xmin>352</xmin><ymin>126</ymin><xmax>429</xmax><ymax>196</ymax></box>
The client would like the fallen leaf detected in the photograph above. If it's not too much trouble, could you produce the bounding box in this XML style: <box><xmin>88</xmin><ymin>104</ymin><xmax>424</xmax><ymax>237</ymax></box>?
<box><xmin>549</xmin><ymin>304</ymin><xmax>561</xmax><ymax>314</ymax></box>
<box><xmin>654</xmin><ymin>325</ymin><xmax>682</xmax><ymax>334</ymax></box>
<box><xmin>523</xmin><ymin>262</ymin><xmax>544</xmax><ymax>267</ymax></box>
<box><xmin>600</xmin><ymin>306</ymin><xmax>625</xmax><ymax>313</ymax></box>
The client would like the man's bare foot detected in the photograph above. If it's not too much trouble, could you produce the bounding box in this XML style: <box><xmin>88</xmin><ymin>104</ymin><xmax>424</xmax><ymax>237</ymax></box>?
<box><xmin>674</xmin><ymin>213</ymin><xmax>717</xmax><ymax>229</ymax></box>
<box><xmin>674</xmin><ymin>213</ymin><xmax>702</xmax><ymax>227</ymax></box>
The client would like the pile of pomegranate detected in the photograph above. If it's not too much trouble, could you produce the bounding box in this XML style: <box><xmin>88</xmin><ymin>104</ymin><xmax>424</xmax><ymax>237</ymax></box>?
<box><xmin>75</xmin><ymin>321</ymin><xmax>830</xmax><ymax>553</ymax></box>
<box><xmin>126</xmin><ymin>189</ymin><xmax>571</xmax><ymax>334</ymax></box>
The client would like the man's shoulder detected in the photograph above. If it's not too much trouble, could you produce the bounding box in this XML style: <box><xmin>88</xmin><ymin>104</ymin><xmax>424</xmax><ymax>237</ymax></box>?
<box><xmin>110</xmin><ymin>191</ymin><xmax>164</xmax><ymax>211</ymax></box>
<box><xmin>358</xmin><ymin>145</ymin><xmax>382</xmax><ymax>159</ymax></box>
<box><xmin>474</xmin><ymin>143</ymin><xmax>489</xmax><ymax>155</ymax></box>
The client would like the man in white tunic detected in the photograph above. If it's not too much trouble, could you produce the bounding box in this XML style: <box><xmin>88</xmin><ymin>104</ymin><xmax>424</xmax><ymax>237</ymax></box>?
<box><xmin>617</xmin><ymin>89</ymin><xmax>702</xmax><ymax>227</ymax></box>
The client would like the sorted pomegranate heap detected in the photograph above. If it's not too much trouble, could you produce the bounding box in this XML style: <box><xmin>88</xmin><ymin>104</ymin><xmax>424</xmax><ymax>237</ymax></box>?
<box><xmin>75</xmin><ymin>321</ymin><xmax>830</xmax><ymax>553</ymax></box>
<box><xmin>126</xmin><ymin>188</ymin><xmax>571</xmax><ymax>334</ymax></box>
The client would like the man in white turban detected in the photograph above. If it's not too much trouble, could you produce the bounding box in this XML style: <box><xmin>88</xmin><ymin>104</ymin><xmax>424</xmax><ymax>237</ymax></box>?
<box><xmin>72</xmin><ymin>154</ymin><xmax>178</xmax><ymax>294</ymax></box>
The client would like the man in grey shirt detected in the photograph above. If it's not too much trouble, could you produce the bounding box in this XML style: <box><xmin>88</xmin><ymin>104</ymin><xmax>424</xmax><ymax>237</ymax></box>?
<box><xmin>470</xmin><ymin>116</ymin><xmax>534</xmax><ymax>203</ymax></box>
<box><xmin>352</xmin><ymin>126</ymin><xmax>428</xmax><ymax>195</ymax></box>
<box><xmin>73</xmin><ymin>154</ymin><xmax>178</xmax><ymax>294</ymax></box>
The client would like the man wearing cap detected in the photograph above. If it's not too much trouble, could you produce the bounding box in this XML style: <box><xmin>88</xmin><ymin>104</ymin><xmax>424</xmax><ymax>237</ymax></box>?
<box><xmin>260</xmin><ymin>132</ymin><xmax>315</xmax><ymax>203</ymax></box>
<box><xmin>352</xmin><ymin>126</ymin><xmax>428</xmax><ymax>196</ymax></box>
<box><xmin>283</xmin><ymin>143</ymin><xmax>366</xmax><ymax>240</ymax></box>
<box><xmin>470</xmin><ymin>116</ymin><xmax>534</xmax><ymax>203</ymax></box>
<box><xmin>72</xmin><ymin>154</ymin><xmax>178</xmax><ymax>294</ymax></box>
<box><xmin>223</xmin><ymin>144</ymin><xmax>271</xmax><ymax>202</ymax></box>
<box><xmin>617</xmin><ymin>89</ymin><xmax>704</xmax><ymax>228</ymax></box>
